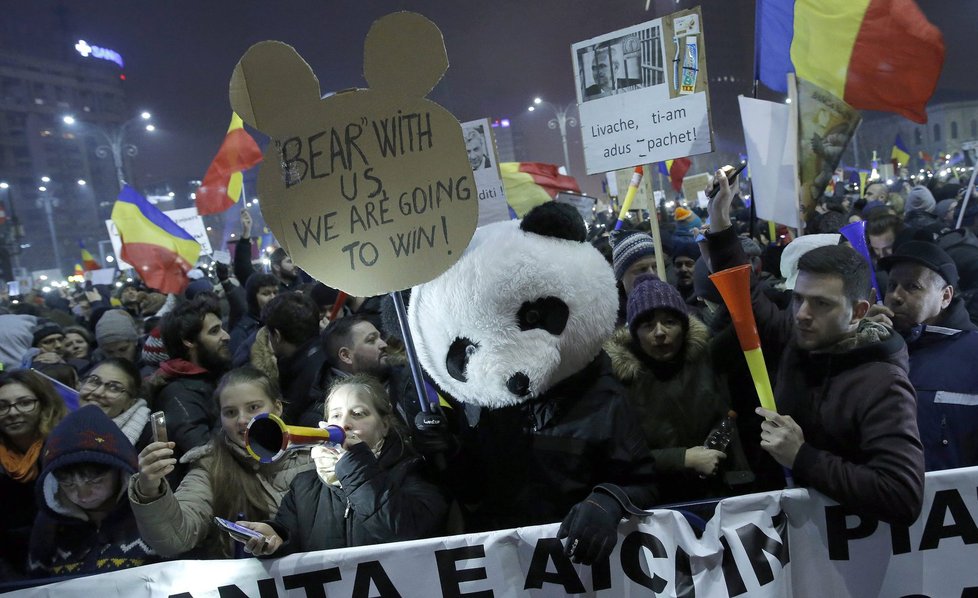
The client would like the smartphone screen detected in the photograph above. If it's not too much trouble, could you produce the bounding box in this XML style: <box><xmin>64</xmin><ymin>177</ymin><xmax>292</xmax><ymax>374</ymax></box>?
<box><xmin>151</xmin><ymin>411</ymin><xmax>167</xmax><ymax>443</ymax></box>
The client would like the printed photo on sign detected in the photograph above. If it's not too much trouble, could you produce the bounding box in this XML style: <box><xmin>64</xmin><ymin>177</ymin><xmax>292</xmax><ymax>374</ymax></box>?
<box><xmin>461</xmin><ymin>118</ymin><xmax>510</xmax><ymax>228</ymax></box>
<box><xmin>572</xmin><ymin>7</ymin><xmax>714</xmax><ymax>175</ymax></box>
<box><xmin>464</xmin><ymin>124</ymin><xmax>492</xmax><ymax>171</ymax></box>
<box><xmin>575</xmin><ymin>26</ymin><xmax>665</xmax><ymax>103</ymax></box>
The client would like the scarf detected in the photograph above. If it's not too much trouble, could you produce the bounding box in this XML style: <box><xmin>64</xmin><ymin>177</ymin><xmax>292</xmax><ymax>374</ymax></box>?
<box><xmin>311</xmin><ymin>439</ymin><xmax>384</xmax><ymax>487</ymax></box>
<box><xmin>113</xmin><ymin>399</ymin><xmax>151</xmax><ymax>445</ymax></box>
<box><xmin>0</xmin><ymin>438</ymin><xmax>43</xmax><ymax>482</ymax></box>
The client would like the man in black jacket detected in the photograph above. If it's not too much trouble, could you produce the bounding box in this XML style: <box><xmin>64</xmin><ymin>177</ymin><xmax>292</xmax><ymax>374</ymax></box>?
<box><xmin>156</xmin><ymin>294</ymin><xmax>230</xmax><ymax>457</ymax></box>
<box><xmin>705</xmin><ymin>170</ymin><xmax>924</xmax><ymax>525</ymax></box>
<box><xmin>262</xmin><ymin>292</ymin><xmax>327</xmax><ymax>424</ymax></box>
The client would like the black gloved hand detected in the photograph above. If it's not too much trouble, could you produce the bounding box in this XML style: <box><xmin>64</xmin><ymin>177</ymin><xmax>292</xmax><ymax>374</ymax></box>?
<box><xmin>412</xmin><ymin>410</ymin><xmax>457</xmax><ymax>457</ymax></box>
<box><xmin>557</xmin><ymin>490</ymin><xmax>624</xmax><ymax>565</ymax></box>
<box><xmin>215</xmin><ymin>262</ymin><xmax>230</xmax><ymax>283</ymax></box>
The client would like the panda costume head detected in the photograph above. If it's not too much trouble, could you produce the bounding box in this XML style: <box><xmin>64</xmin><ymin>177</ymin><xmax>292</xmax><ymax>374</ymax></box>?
<box><xmin>408</xmin><ymin>202</ymin><xmax>618</xmax><ymax>408</ymax></box>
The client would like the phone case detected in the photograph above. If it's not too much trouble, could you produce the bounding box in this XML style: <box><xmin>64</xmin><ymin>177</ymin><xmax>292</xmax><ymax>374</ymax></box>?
<box><xmin>214</xmin><ymin>517</ymin><xmax>263</xmax><ymax>543</ymax></box>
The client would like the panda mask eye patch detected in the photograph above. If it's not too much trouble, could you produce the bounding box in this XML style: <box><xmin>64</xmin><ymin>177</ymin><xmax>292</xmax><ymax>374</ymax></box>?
<box><xmin>517</xmin><ymin>297</ymin><xmax>569</xmax><ymax>335</ymax></box>
<box><xmin>447</xmin><ymin>337</ymin><xmax>478</xmax><ymax>382</ymax></box>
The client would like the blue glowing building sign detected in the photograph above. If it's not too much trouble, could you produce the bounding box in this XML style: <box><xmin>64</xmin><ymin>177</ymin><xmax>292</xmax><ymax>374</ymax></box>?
<box><xmin>75</xmin><ymin>40</ymin><xmax>124</xmax><ymax>69</ymax></box>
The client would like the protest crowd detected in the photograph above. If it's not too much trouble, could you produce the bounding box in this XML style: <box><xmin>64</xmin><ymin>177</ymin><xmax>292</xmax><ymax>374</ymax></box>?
<box><xmin>1</xmin><ymin>162</ymin><xmax>976</xmax><ymax>584</ymax></box>
<box><xmin>1</xmin><ymin>2</ymin><xmax>976</xmax><ymax>594</ymax></box>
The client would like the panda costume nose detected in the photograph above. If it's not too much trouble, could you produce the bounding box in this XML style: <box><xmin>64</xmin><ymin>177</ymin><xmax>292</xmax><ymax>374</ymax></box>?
<box><xmin>507</xmin><ymin>372</ymin><xmax>531</xmax><ymax>397</ymax></box>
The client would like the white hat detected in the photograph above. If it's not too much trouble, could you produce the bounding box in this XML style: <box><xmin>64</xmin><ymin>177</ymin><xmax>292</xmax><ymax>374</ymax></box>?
<box><xmin>780</xmin><ymin>234</ymin><xmax>841</xmax><ymax>290</ymax></box>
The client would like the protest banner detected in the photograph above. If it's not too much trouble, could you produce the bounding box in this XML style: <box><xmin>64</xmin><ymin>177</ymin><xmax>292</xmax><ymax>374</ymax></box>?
<box><xmin>739</xmin><ymin>95</ymin><xmax>801</xmax><ymax>228</ymax></box>
<box><xmin>611</xmin><ymin>166</ymin><xmax>653</xmax><ymax>211</ymax></box>
<box><xmin>13</xmin><ymin>466</ymin><xmax>978</xmax><ymax>597</ymax></box>
<box><xmin>681</xmin><ymin>172</ymin><xmax>711</xmax><ymax>205</ymax></box>
<box><xmin>461</xmin><ymin>117</ymin><xmax>509</xmax><ymax>227</ymax></box>
<box><xmin>572</xmin><ymin>7</ymin><xmax>714</xmax><ymax>175</ymax></box>
<box><xmin>105</xmin><ymin>208</ymin><xmax>212</xmax><ymax>271</ymax></box>
<box><xmin>229</xmin><ymin>13</ymin><xmax>478</xmax><ymax>297</ymax></box>
<box><xmin>795</xmin><ymin>76</ymin><xmax>861</xmax><ymax>229</ymax></box>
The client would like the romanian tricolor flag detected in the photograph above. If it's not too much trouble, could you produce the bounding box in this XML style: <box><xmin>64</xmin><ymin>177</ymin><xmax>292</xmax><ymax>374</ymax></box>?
<box><xmin>79</xmin><ymin>241</ymin><xmax>100</xmax><ymax>271</ymax></box>
<box><xmin>195</xmin><ymin>113</ymin><xmax>264</xmax><ymax>216</ymax></box>
<box><xmin>890</xmin><ymin>134</ymin><xmax>911</xmax><ymax>168</ymax></box>
<box><xmin>500</xmin><ymin>162</ymin><xmax>581</xmax><ymax>218</ymax></box>
<box><xmin>657</xmin><ymin>158</ymin><xmax>692</xmax><ymax>193</ymax></box>
<box><xmin>756</xmin><ymin>0</ymin><xmax>944</xmax><ymax>123</ymax></box>
<box><xmin>111</xmin><ymin>186</ymin><xmax>201</xmax><ymax>294</ymax></box>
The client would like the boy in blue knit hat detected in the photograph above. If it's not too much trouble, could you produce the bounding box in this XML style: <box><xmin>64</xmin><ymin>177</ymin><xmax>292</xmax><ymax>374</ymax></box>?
<box><xmin>28</xmin><ymin>405</ymin><xmax>157</xmax><ymax>576</ymax></box>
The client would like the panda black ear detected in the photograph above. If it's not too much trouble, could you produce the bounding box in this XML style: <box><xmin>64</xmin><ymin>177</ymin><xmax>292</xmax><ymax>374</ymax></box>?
<box><xmin>520</xmin><ymin>202</ymin><xmax>586</xmax><ymax>242</ymax></box>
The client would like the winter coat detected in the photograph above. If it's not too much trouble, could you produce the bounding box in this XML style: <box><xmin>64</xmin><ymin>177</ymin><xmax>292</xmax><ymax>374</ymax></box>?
<box><xmin>605</xmin><ymin>320</ymin><xmax>753</xmax><ymax>503</ymax></box>
<box><xmin>706</xmin><ymin>226</ymin><xmax>924</xmax><ymax>525</ymax></box>
<box><xmin>268</xmin><ymin>431</ymin><xmax>447</xmax><ymax>556</ymax></box>
<box><xmin>128</xmin><ymin>435</ymin><xmax>313</xmax><ymax>559</ymax></box>
<box><xmin>28</xmin><ymin>405</ymin><xmax>157</xmax><ymax>577</ymax></box>
<box><xmin>903</xmin><ymin>298</ymin><xmax>978</xmax><ymax>471</ymax></box>
<box><xmin>1</xmin><ymin>464</ymin><xmax>37</xmax><ymax>579</ymax></box>
<box><xmin>229</xmin><ymin>312</ymin><xmax>260</xmax><ymax>365</ymax></box>
<box><xmin>278</xmin><ymin>337</ymin><xmax>328</xmax><ymax>424</ymax></box>
<box><xmin>150</xmin><ymin>359</ymin><xmax>220</xmax><ymax>457</ymax></box>
<box><xmin>448</xmin><ymin>353</ymin><xmax>658</xmax><ymax>532</ymax></box>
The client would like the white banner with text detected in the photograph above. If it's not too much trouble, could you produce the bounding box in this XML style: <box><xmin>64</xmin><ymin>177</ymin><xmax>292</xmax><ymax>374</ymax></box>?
<box><xmin>11</xmin><ymin>467</ymin><xmax>978</xmax><ymax>597</ymax></box>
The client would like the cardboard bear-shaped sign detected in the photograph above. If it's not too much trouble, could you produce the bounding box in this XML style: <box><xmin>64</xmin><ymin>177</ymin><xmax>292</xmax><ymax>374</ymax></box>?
<box><xmin>230</xmin><ymin>12</ymin><xmax>478</xmax><ymax>296</ymax></box>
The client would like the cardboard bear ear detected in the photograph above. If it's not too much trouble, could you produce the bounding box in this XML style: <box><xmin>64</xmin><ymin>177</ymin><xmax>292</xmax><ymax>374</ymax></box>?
<box><xmin>230</xmin><ymin>41</ymin><xmax>321</xmax><ymax>133</ymax></box>
<box><xmin>363</xmin><ymin>12</ymin><xmax>448</xmax><ymax>98</ymax></box>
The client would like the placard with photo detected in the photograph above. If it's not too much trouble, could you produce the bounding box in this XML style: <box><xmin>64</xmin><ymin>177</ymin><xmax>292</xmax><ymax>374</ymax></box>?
<box><xmin>571</xmin><ymin>7</ymin><xmax>714</xmax><ymax>175</ymax></box>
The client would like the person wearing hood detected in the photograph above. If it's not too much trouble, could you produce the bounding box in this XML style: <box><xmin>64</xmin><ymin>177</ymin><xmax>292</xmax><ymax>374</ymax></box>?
<box><xmin>238</xmin><ymin>374</ymin><xmax>447</xmax><ymax>556</ymax></box>
<box><xmin>605</xmin><ymin>274</ymin><xmax>754</xmax><ymax>504</ymax></box>
<box><xmin>866</xmin><ymin>241</ymin><xmax>978</xmax><ymax>471</ymax></box>
<box><xmin>129</xmin><ymin>366</ymin><xmax>313</xmax><ymax>559</ymax></box>
<box><xmin>151</xmin><ymin>294</ymin><xmax>230</xmax><ymax>458</ymax></box>
<box><xmin>705</xmin><ymin>169</ymin><xmax>924</xmax><ymax>525</ymax></box>
<box><xmin>0</xmin><ymin>370</ymin><xmax>67</xmax><ymax>578</ymax></box>
<box><xmin>27</xmin><ymin>405</ymin><xmax>158</xmax><ymax>577</ymax></box>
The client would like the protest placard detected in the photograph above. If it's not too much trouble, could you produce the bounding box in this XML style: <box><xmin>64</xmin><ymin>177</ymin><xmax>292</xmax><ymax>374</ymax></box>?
<box><xmin>461</xmin><ymin>118</ymin><xmax>509</xmax><ymax>227</ymax></box>
<box><xmin>229</xmin><ymin>13</ymin><xmax>478</xmax><ymax>297</ymax></box>
<box><xmin>572</xmin><ymin>7</ymin><xmax>714</xmax><ymax>175</ymax></box>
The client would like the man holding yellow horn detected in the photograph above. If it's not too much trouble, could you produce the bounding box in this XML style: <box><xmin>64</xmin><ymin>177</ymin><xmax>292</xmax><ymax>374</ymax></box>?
<box><xmin>703</xmin><ymin>169</ymin><xmax>924</xmax><ymax>526</ymax></box>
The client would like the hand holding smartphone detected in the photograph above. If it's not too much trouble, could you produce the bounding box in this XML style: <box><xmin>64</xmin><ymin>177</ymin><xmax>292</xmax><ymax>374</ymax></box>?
<box><xmin>214</xmin><ymin>517</ymin><xmax>265</xmax><ymax>544</ymax></box>
<box><xmin>706</xmin><ymin>163</ymin><xmax>747</xmax><ymax>199</ymax></box>
<box><xmin>151</xmin><ymin>411</ymin><xmax>167</xmax><ymax>443</ymax></box>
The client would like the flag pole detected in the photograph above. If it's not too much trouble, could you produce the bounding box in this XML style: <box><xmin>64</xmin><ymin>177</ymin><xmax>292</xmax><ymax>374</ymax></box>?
<box><xmin>646</xmin><ymin>164</ymin><xmax>667</xmax><ymax>280</ymax></box>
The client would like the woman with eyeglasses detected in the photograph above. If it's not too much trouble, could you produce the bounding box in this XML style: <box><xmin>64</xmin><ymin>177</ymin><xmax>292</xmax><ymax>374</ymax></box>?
<box><xmin>78</xmin><ymin>358</ymin><xmax>152</xmax><ymax>452</ymax></box>
<box><xmin>0</xmin><ymin>370</ymin><xmax>68</xmax><ymax>579</ymax></box>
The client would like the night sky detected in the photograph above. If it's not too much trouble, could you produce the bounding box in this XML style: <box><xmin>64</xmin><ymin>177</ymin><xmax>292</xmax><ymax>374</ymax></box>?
<box><xmin>6</xmin><ymin>0</ymin><xmax>976</xmax><ymax>197</ymax></box>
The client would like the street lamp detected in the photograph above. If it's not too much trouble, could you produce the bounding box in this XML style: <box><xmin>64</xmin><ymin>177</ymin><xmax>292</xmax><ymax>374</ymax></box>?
<box><xmin>527</xmin><ymin>97</ymin><xmax>577</xmax><ymax>174</ymax></box>
<box><xmin>35</xmin><ymin>179</ymin><xmax>63</xmax><ymax>274</ymax></box>
<box><xmin>62</xmin><ymin>111</ymin><xmax>156</xmax><ymax>191</ymax></box>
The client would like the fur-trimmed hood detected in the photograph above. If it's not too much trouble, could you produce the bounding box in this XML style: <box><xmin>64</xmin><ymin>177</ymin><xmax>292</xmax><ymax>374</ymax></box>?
<box><xmin>605</xmin><ymin>315</ymin><xmax>711</xmax><ymax>382</ymax></box>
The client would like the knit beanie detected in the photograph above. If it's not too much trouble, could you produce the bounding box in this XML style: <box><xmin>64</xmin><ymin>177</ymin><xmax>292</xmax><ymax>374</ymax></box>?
<box><xmin>610</xmin><ymin>230</ymin><xmax>656</xmax><ymax>281</ymax></box>
<box><xmin>905</xmin><ymin>185</ymin><xmax>937</xmax><ymax>214</ymax></box>
<box><xmin>95</xmin><ymin>309</ymin><xmax>139</xmax><ymax>346</ymax></box>
<box><xmin>184</xmin><ymin>277</ymin><xmax>214</xmax><ymax>300</ymax></box>
<box><xmin>627</xmin><ymin>273</ymin><xmax>689</xmax><ymax>340</ymax></box>
<box><xmin>39</xmin><ymin>405</ymin><xmax>138</xmax><ymax>481</ymax></box>
<box><xmin>671</xmin><ymin>241</ymin><xmax>700</xmax><ymax>261</ymax></box>
<box><xmin>32</xmin><ymin>321</ymin><xmax>64</xmax><ymax>347</ymax></box>
<box><xmin>674</xmin><ymin>207</ymin><xmax>703</xmax><ymax>229</ymax></box>
<box><xmin>140</xmin><ymin>326</ymin><xmax>169</xmax><ymax>367</ymax></box>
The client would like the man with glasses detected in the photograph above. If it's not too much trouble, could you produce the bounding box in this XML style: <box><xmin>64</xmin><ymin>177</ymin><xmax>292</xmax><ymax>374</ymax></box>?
<box><xmin>156</xmin><ymin>294</ymin><xmax>231</xmax><ymax>457</ymax></box>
